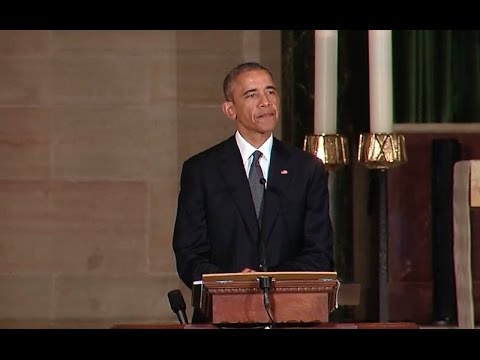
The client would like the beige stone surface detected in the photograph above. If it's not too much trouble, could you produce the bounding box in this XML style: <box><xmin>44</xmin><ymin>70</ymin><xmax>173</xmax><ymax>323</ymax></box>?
<box><xmin>0</xmin><ymin>181</ymin><xmax>56</xmax><ymax>272</ymax></box>
<box><xmin>177</xmin><ymin>54</ymin><xmax>240</xmax><ymax>105</ymax></box>
<box><xmin>0</xmin><ymin>319</ymin><xmax>115</xmax><ymax>329</ymax></box>
<box><xmin>51</xmin><ymin>56</ymin><xmax>149</xmax><ymax>105</ymax></box>
<box><xmin>242</xmin><ymin>30</ymin><xmax>261</xmax><ymax>63</ymax></box>
<box><xmin>52</xmin><ymin>103</ymin><xmax>176</xmax><ymax>179</ymax></box>
<box><xmin>150</xmin><ymin>55</ymin><xmax>177</xmax><ymax>102</ymax></box>
<box><xmin>177</xmin><ymin>30</ymin><xmax>242</xmax><ymax>56</ymax></box>
<box><xmin>260</xmin><ymin>30</ymin><xmax>282</xmax><ymax>59</ymax></box>
<box><xmin>0</xmin><ymin>275</ymin><xmax>53</xmax><ymax>319</ymax></box>
<box><xmin>49</xmin><ymin>181</ymin><xmax>148</xmax><ymax>274</ymax></box>
<box><xmin>177</xmin><ymin>104</ymin><xmax>235</xmax><ymax>164</ymax></box>
<box><xmin>54</xmin><ymin>274</ymin><xmax>187</xmax><ymax>321</ymax></box>
<box><xmin>0</xmin><ymin>58</ymin><xmax>51</xmax><ymax>105</ymax></box>
<box><xmin>51</xmin><ymin>30</ymin><xmax>176</xmax><ymax>56</ymax></box>
<box><xmin>0</xmin><ymin>108</ymin><xmax>51</xmax><ymax>178</ymax></box>
<box><xmin>149</xmin><ymin>178</ymin><xmax>179</xmax><ymax>274</ymax></box>
<box><xmin>0</xmin><ymin>180</ymin><xmax>147</xmax><ymax>274</ymax></box>
<box><xmin>0</xmin><ymin>30</ymin><xmax>50</xmax><ymax>56</ymax></box>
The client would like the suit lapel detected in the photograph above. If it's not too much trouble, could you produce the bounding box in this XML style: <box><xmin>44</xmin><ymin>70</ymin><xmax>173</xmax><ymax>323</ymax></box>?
<box><xmin>219</xmin><ymin>136</ymin><xmax>259</xmax><ymax>241</ymax></box>
<box><xmin>263</xmin><ymin>138</ymin><xmax>292</xmax><ymax>245</ymax></box>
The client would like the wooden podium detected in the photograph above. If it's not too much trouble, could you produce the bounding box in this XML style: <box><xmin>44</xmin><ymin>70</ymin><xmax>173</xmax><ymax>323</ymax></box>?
<box><xmin>196</xmin><ymin>271</ymin><xmax>339</xmax><ymax>325</ymax></box>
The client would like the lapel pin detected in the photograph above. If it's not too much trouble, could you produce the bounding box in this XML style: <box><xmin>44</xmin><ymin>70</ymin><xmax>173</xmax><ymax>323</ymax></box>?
<box><xmin>280</xmin><ymin>169</ymin><xmax>288</xmax><ymax>175</ymax></box>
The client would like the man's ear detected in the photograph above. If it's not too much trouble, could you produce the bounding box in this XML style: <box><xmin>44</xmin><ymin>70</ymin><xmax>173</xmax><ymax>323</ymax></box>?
<box><xmin>222</xmin><ymin>101</ymin><xmax>236</xmax><ymax>120</ymax></box>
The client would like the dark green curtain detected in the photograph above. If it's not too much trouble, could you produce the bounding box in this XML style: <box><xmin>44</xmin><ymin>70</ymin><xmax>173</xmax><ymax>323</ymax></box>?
<box><xmin>393</xmin><ymin>30</ymin><xmax>480</xmax><ymax>123</ymax></box>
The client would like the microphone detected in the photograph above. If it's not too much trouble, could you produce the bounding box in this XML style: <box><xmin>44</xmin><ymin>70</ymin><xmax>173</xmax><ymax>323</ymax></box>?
<box><xmin>167</xmin><ymin>289</ymin><xmax>189</xmax><ymax>325</ymax></box>
<box><xmin>257</xmin><ymin>177</ymin><xmax>275</xmax><ymax>325</ymax></box>
<box><xmin>259</xmin><ymin>177</ymin><xmax>267</xmax><ymax>271</ymax></box>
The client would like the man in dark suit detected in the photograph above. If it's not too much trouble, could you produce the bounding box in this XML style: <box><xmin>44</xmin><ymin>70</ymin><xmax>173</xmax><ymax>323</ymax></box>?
<box><xmin>173</xmin><ymin>62</ymin><xmax>335</xmax><ymax>291</ymax></box>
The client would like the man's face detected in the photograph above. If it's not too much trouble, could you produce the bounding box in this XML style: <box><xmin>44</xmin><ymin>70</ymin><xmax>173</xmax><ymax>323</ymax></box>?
<box><xmin>226</xmin><ymin>69</ymin><xmax>280</xmax><ymax>137</ymax></box>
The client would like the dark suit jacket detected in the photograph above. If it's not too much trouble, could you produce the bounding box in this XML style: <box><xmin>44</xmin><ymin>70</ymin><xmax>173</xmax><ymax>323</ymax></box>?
<box><xmin>173</xmin><ymin>135</ymin><xmax>335</xmax><ymax>288</ymax></box>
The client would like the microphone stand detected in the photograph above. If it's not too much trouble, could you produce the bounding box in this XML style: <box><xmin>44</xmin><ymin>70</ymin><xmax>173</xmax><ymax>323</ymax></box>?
<box><xmin>258</xmin><ymin>178</ymin><xmax>275</xmax><ymax>326</ymax></box>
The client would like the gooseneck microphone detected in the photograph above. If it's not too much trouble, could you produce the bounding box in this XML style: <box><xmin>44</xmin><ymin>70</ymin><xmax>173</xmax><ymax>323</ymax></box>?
<box><xmin>167</xmin><ymin>289</ymin><xmax>189</xmax><ymax>325</ymax></box>
<box><xmin>259</xmin><ymin>177</ymin><xmax>268</xmax><ymax>272</ymax></box>
<box><xmin>258</xmin><ymin>177</ymin><xmax>275</xmax><ymax>325</ymax></box>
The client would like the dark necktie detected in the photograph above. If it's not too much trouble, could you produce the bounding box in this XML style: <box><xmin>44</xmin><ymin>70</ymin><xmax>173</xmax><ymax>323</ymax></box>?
<box><xmin>249</xmin><ymin>150</ymin><xmax>265</xmax><ymax>224</ymax></box>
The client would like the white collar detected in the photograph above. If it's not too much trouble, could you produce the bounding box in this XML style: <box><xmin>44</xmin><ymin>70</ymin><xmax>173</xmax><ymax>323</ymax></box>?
<box><xmin>235</xmin><ymin>131</ymin><xmax>273</xmax><ymax>166</ymax></box>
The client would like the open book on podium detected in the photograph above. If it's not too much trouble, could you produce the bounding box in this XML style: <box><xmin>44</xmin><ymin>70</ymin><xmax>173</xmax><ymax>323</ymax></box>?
<box><xmin>192</xmin><ymin>271</ymin><xmax>339</xmax><ymax>325</ymax></box>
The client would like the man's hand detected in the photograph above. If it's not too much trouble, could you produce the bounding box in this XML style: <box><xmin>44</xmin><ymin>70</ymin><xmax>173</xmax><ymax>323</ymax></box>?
<box><xmin>241</xmin><ymin>268</ymin><xmax>255</xmax><ymax>273</ymax></box>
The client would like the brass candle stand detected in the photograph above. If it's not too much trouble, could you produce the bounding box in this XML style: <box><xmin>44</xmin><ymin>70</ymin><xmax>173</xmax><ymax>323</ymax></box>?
<box><xmin>303</xmin><ymin>134</ymin><xmax>350</xmax><ymax>171</ymax></box>
<box><xmin>358</xmin><ymin>133</ymin><xmax>407</xmax><ymax>169</ymax></box>
<box><xmin>358</xmin><ymin>132</ymin><xmax>407</xmax><ymax>322</ymax></box>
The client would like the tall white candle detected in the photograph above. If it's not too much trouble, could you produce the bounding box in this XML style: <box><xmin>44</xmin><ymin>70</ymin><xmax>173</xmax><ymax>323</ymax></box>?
<box><xmin>368</xmin><ymin>30</ymin><xmax>393</xmax><ymax>133</ymax></box>
<box><xmin>314</xmin><ymin>30</ymin><xmax>338</xmax><ymax>134</ymax></box>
